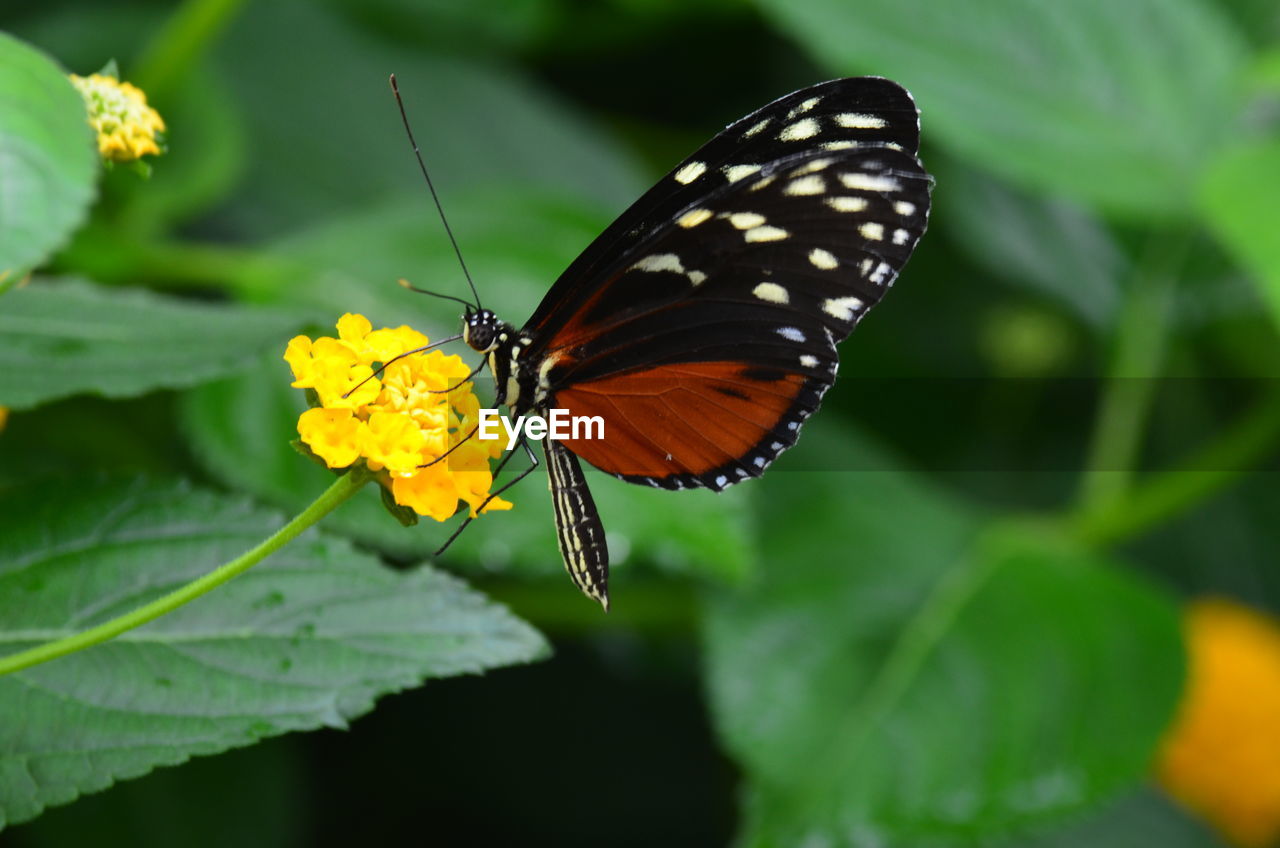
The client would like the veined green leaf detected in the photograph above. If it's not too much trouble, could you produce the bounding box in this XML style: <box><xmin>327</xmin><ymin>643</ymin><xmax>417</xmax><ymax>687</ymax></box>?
<box><xmin>755</xmin><ymin>0</ymin><xmax>1247</xmax><ymax>216</ymax></box>
<box><xmin>0</xmin><ymin>476</ymin><xmax>547</xmax><ymax>829</ymax></box>
<box><xmin>0</xmin><ymin>33</ymin><xmax>97</xmax><ymax>274</ymax></box>
<box><xmin>705</xmin><ymin>425</ymin><xmax>1184</xmax><ymax>845</ymax></box>
<box><xmin>0</xmin><ymin>277</ymin><xmax>306</xmax><ymax>409</ymax></box>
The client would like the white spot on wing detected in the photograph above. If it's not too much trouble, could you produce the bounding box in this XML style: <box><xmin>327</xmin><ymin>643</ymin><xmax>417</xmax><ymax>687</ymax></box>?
<box><xmin>677</xmin><ymin>208</ymin><xmax>712</xmax><ymax>228</ymax></box>
<box><xmin>749</xmin><ymin>175</ymin><xmax>777</xmax><ymax>192</ymax></box>
<box><xmin>753</xmin><ymin>282</ymin><xmax>789</xmax><ymax>304</ymax></box>
<box><xmin>779</xmin><ymin>118</ymin><xmax>820</xmax><ymax>141</ymax></box>
<box><xmin>893</xmin><ymin>227</ymin><xmax>910</xmax><ymax>245</ymax></box>
<box><xmin>784</xmin><ymin>175</ymin><xmax>826</xmax><ymax>196</ymax></box>
<box><xmin>859</xmin><ymin>222</ymin><xmax>885</xmax><ymax>241</ymax></box>
<box><xmin>822</xmin><ymin>140</ymin><xmax>858</xmax><ymax>151</ymax></box>
<box><xmin>841</xmin><ymin>172</ymin><xmax>901</xmax><ymax>192</ymax></box>
<box><xmin>790</xmin><ymin>158</ymin><xmax>833</xmax><ymax>176</ymax></box>
<box><xmin>823</xmin><ymin>296</ymin><xmax>864</xmax><ymax>321</ymax></box>
<box><xmin>777</xmin><ymin>326</ymin><xmax>806</xmax><ymax>343</ymax></box>
<box><xmin>787</xmin><ymin>96</ymin><xmax>821</xmax><ymax>119</ymax></box>
<box><xmin>894</xmin><ymin>201</ymin><xmax>917</xmax><ymax>216</ymax></box>
<box><xmin>674</xmin><ymin>160</ymin><xmax>707</xmax><ymax>184</ymax></box>
<box><xmin>809</xmin><ymin>248</ymin><xmax>838</xmax><ymax>270</ymax></box>
<box><xmin>870</xmin><ymin>261</ymin><xmax>892</xmax><ymax>285</ymax></box>
<box><xmin>835</xmin><ymin>112</ymin><xmax>888</xmax><ymax>129</ymax></box>
<box><xmin>688</xmin><ymin>270</ymin><xmax>707</xmax><ymax>286</ymax></box>
<box><xmin>630</xmin><ymin>253</ymin><xmax>685</xmax><ymax>274</ymax></box>
<box><xmin>800</xmin><ymin>354</ymin><xmax>819</xmax><ymax>367</ymax></box>
<box><xmin>727</xmin><ymin>212</ymin><xmax>766</xmax><ymax>230</ymax></box>
<box><xmin>744</xmin><ymin>225</ymin><xmax>789</xmax><ymax>243</ymax></box>
<box><xmin>714</xmin><ymin>475</ymin><xmax>728</xmax><ymax>488</ymax></box>
<box><xmin>724</xmin><ymin>164</ymin><xmax>762</xmax><ymax>183</ymax></box>
<box><xmin>743</xmin><ymin>119</ymin><xmax>770</xmax><ymax>138</ymax></box>
<box><xmin>827</xmin><ymin>196</ymin><xmax>868</xmax><ymax>213</ymax></box>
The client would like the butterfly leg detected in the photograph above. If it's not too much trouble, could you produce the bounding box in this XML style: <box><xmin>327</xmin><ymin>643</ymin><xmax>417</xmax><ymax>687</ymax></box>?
<box><xmin>418</xmin><ymin>424</ymin><xmax>479</xmax><ymax>469</ymax></box>
<box><xmin>425</xmin><ymin>360</ymin><xmax>487</xmax><ymax>395</ymax></box>
<box><xmin>433</xmin><ymin>435</ymin><xmax>540</xmax><ymax>558</ymax></box>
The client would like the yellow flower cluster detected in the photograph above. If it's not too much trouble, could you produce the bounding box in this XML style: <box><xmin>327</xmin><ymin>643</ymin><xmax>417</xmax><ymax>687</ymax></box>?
<box><xmin>1158</xmin><ymin>598</ymin><xmax>1280</xmax><ymax>847</ymax></box>
<box><xmin>68</xmin><ymin>73</ymin><xmax>166</xmax><ymax>162</ymax></box>
<box><xmin>284</xmin><ymin>314</ymin><xmax>511</xmax><ymax>521</ymax></box>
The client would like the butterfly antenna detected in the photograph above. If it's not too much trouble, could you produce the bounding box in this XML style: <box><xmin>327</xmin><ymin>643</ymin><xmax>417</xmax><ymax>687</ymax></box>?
<box><xmin>389</xmin><ymin>73</ymin><xmax>483</xmax><ymax>311</ymax></box>
<box><xmin>398</xmin><ymin>278</ymin><xmax>475</xmax><ymax>313</ymax></box>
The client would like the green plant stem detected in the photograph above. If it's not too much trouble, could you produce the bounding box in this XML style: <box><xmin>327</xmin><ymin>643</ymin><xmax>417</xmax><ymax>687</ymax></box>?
<box><xmin>56</xmin><ymin>230</ymin><xmax>297</xmax><ymax>297</ymax></box>
<box><xmin>0</xmin><ymin>469</ymin><xmax>369</xmax><ymax>677</ymax></box>
<box><xmin>133</xmin><ymin>0</ymin><xmax>250</xmax><ymax>100</ymax></box>
<box><xmin>130</xmin><ymin>239</ymin><xmax>299</xmax><ymax>296</ymax></box>
<box><xmin>1074</xmin><ymin>389</ymin><xmax>1280</xmax><ymax>547</ymax></box>
<box><xmin>1077</xmin><ymin>235</ymin><xmax>1185</xmax><ymax>513</ymax></box>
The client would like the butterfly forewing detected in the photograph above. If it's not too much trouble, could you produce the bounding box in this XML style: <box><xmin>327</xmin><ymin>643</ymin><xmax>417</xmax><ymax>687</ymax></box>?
<box><xmin>522</xmin><ymin>77</ymin><xmax>923</xmax><ymax>348</ymax></box>
<box><xmin>535</xmin><ymin>143</ymin><xmax>931</xmax><ymax>491</ymax></box>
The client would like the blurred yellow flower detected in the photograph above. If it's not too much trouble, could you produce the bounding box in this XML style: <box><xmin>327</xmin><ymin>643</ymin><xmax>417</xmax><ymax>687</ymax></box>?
<box><xmin>68</xmin><ymin>72</ymin><xmax>166</xmax><ymax>163</ymax></box>
<box><xmin>0</xmin><ymin>407</ymin><xmax>8</xmax><ymax>434</ymax></box>
<box><xmin>284</xmin><ymin>314</ymin><xmax>512</xmax><ymax>522</ymax></box>
<box><xmin>1158</xmin><ymin>598</ymin><xmax>1280</xmax><ymax>847</ymax></box>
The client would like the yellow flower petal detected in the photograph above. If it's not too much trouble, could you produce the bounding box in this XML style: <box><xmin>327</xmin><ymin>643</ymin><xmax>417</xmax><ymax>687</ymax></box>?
<box><xmin>1158</xmin><ymin>598</ymin><xmax>1280</xmax><ymax>848</ymax></box>
<box><xmin>286</xmin><ymin>313</ymin><xmax>514</xmax><ymax>522</ymax></box>
<box><xmin>69</xmin><ymin>72</ymin><xmax>166</xmax><ymax>163</ymax></box>
<box><xmin>297</xmin><ymin>408</ymin><xmax>363</xmax><ymax>469</ymax></box>
<box><xmin>361</xmin><ymin>410</ymin><xmax>426</xmax><ymax>474</ymax></box>
<box><xmin>391</xmin><ymin>464</ymin><xmax>460</xmax><ymax>522</ymax></box>
<box><xmin>336</xmin><ymin>313</ymin><xmax>373</xmax><ymax>355</ymax></box>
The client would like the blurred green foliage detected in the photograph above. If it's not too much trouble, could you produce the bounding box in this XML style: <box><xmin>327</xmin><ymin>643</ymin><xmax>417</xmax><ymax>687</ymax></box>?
<box><xmin>1</xmin><ymin>0</ymin><xmax>1279</xmax><ymax>845</ymax></box>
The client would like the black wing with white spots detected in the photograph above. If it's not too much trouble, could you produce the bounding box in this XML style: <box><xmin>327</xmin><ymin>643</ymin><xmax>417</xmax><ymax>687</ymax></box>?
<box><xmin>519</xmin><ymin>80</ymin><xmax>931</xmax><ymax>492</ymax></box>
<box><xmin>522</xmin><ymin>76</ymin><xmax>923</xmax><ymax>347</ymax></box>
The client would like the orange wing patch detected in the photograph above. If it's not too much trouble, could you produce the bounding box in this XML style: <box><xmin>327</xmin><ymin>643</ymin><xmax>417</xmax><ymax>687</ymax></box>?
<box><xmin>553</xmin><ymin>361</ymin><xmax>808</xmax><ymax>481</ymax></box>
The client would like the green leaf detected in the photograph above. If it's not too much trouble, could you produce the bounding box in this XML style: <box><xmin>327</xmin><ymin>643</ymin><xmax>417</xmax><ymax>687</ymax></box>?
<box><xmin>179</xmin><ymin>350</ymin><xmax>755</xmax><ymax>586</ymax></box>
<box><xmin>329</xmin><ymin>0</ymin><xmax>555</xmax><ymax>53</ymax></box>
<box><xmin>1199</xmin><ymin>139</ymin><xmax>1280</xmax><ymax>329</ymax></box>
<box><xmin>212</xmin><ymin>0</ymin><xmax>645</xmax><ymax>236</ymax></box>
<box><xmin>704</xmin><ymin>425</ymin><xmax>1184</xmax><ymax>846</ymax></box>
<box><xmin>0</xmin><ymin>32</ymin><xmax>98</xmax><ymax>274</ymax></box>
<box><xmin>940</xmin><ymin>166</ymin><xmax>1126</xmax><ymax>330</ymax></box>
<box><xmin>755</xmin><ymin>0</ymin><xmax>1247</xmax><ymax>216</ymax></box>
<box><xmin>1012</xmin><ymin>788</ymin><xmax>1228</xmax><ymax>848</ymax></box>
<box><xmin>259</xmin><ymin>193</ymin><xmax>610</xmax><ymax>331</ymax></box>
<box><xmin>0</xmin><ymin>476</ymin><xmax>547</xmax><ymax>829</ymax></box>
<box><xmin>0</xmin><ymin>277</ymin><xmax>306</xmax><ymax>410</ymax></box>
<box><xmin>117</xmin><ymin>69</ymin><xmax>247</xmax><ymax>233</ymax></box>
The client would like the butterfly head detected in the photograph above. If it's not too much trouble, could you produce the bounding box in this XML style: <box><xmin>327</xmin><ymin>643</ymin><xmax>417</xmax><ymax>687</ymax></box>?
<box><xmin>462</xmin><ymin>308</ymin><xmax>504</xmax><ymax>353</ymax></box>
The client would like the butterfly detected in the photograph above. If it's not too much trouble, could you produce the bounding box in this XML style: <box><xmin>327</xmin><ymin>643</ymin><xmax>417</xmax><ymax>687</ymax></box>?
<box><xmin>452</xmin><ymin>77</ymin><xmax>931</xmax><ymax>610</ymax></box>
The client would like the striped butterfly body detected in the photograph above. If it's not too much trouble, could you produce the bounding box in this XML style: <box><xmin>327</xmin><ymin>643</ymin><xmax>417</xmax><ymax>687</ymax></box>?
<box><xmin>460</xmin><ymin>77</ymin><xmax>932</xmax><ymax>609</ymax></box>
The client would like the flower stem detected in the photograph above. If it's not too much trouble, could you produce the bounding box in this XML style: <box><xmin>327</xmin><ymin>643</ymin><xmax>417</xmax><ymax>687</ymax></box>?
<box><xmin>132</xmin><ymin>0</ymin><xmax>250</xmax><ymax>100</ymax></box>
<box><xmin>0</xmin><ymin>470</ymin><xmax>369</xmax><ymax>677</ymax></box>
<box><xmin>1077</xmin><ymin>233</ymin><xmax>1185</xmax><ymax>513</ymax></box>
<box><xmin>1074</xmin><ymin>389</ymin><xmax>1280</xmax><ymax>547</ymax></box>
